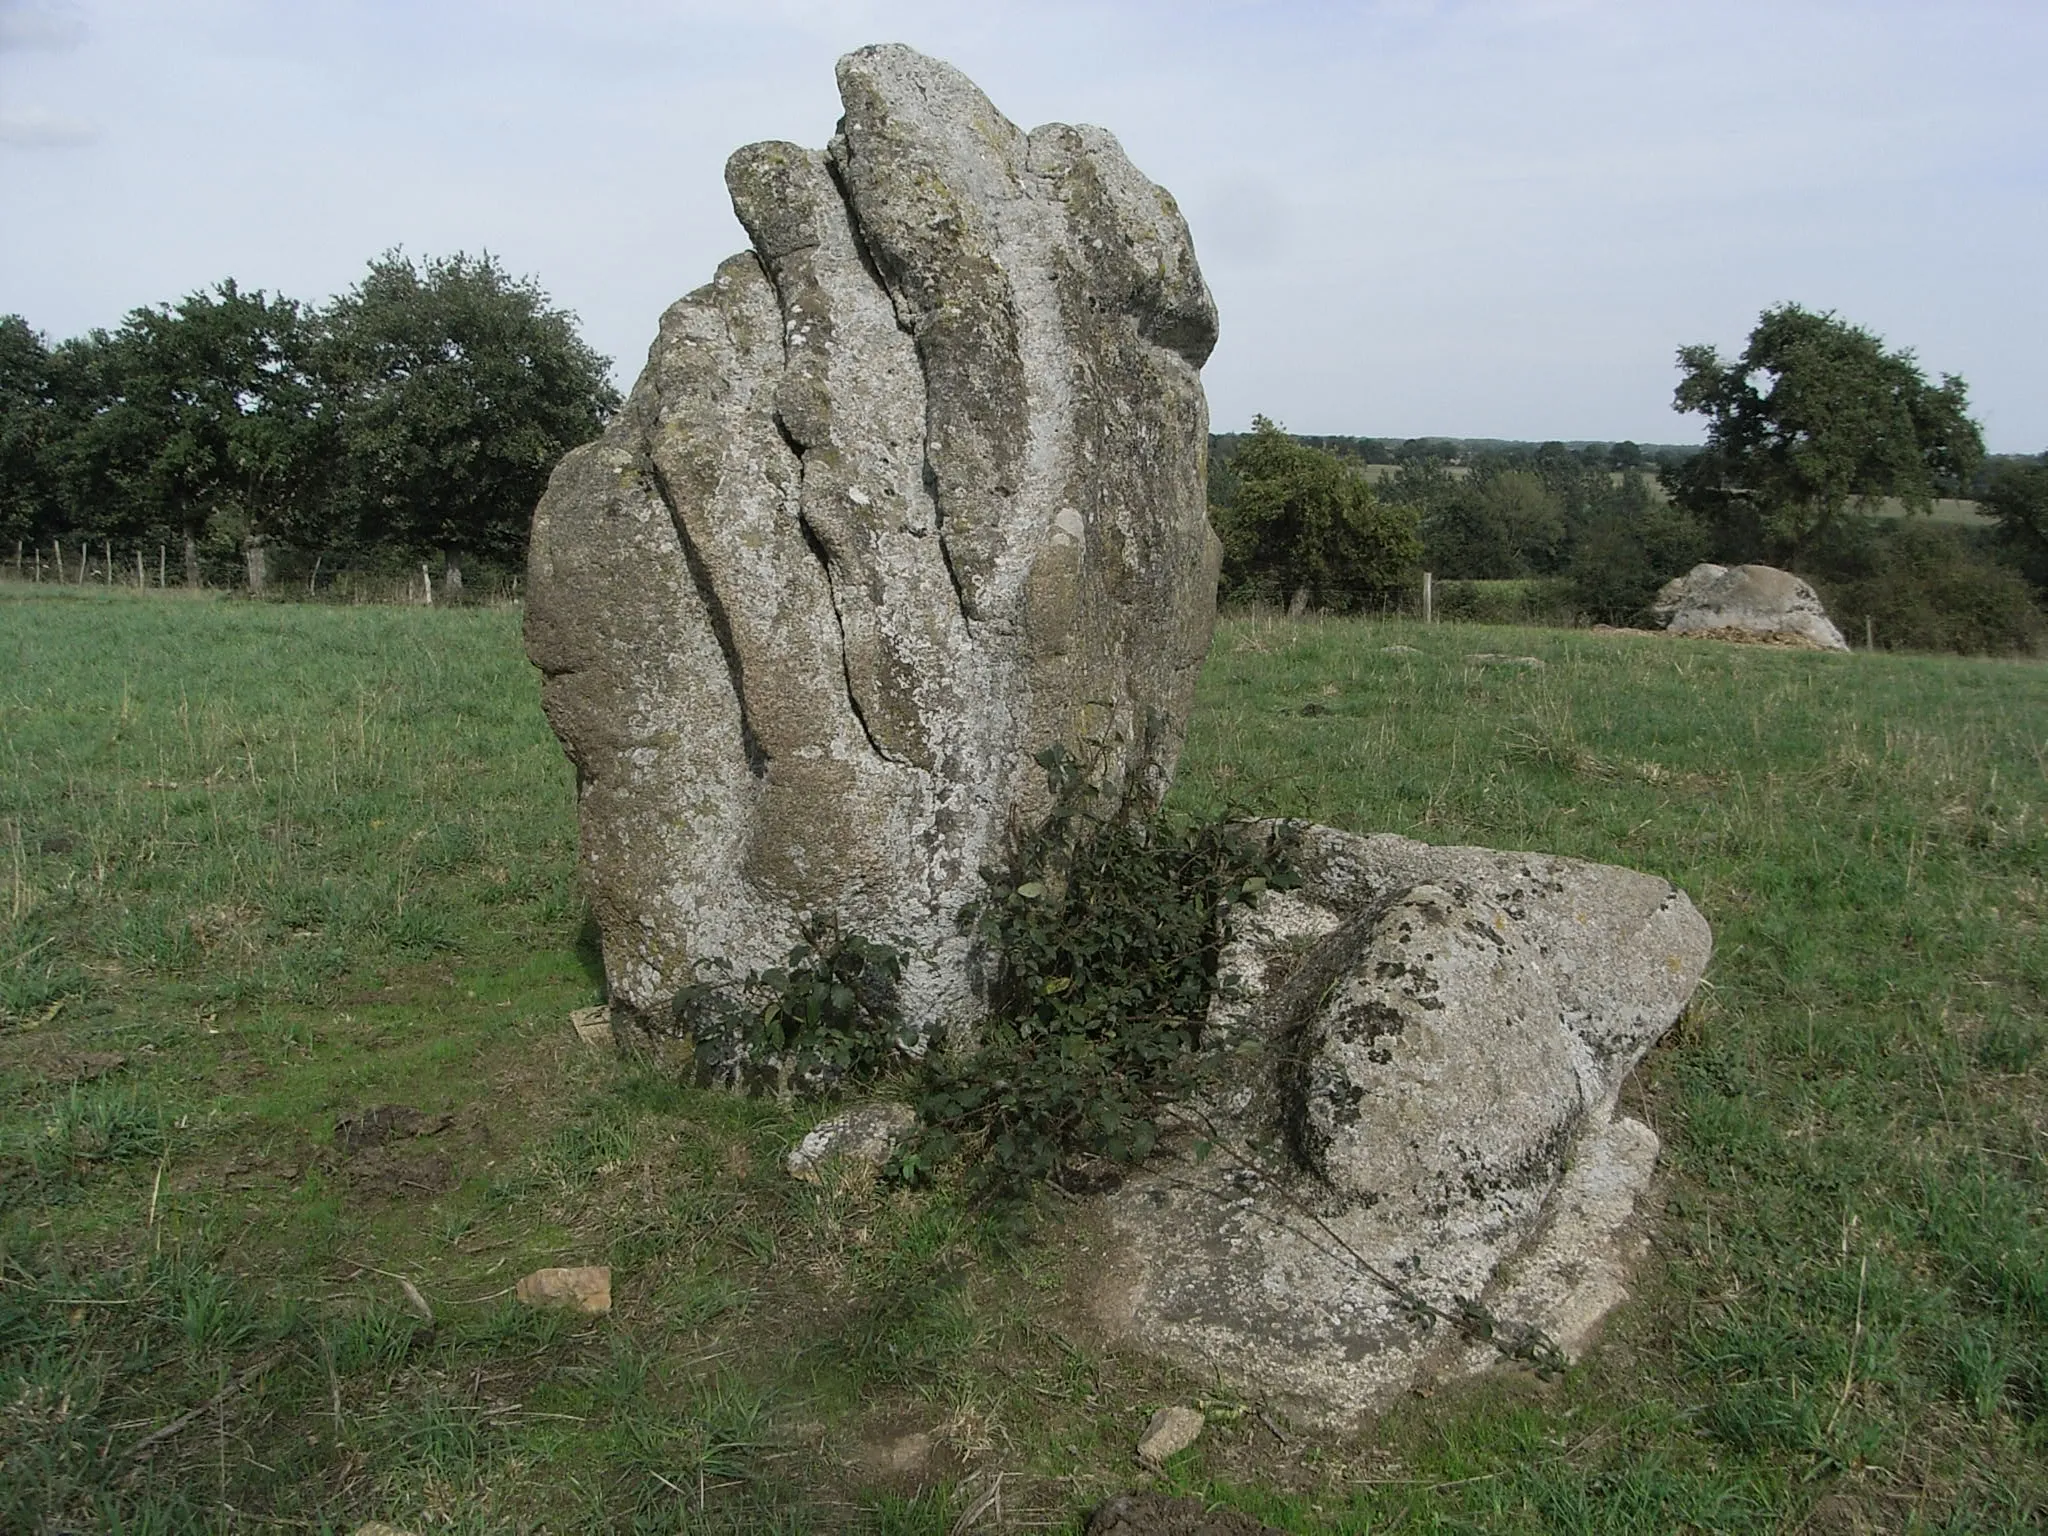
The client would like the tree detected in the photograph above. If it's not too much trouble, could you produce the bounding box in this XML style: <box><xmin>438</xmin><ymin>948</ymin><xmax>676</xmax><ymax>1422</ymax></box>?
<box><xmin>0</xmin><ymin>316</ymin><xmax>57</xmax><ymax>550</ymax></box>
<box><xmin>1980</xmin><ymin>453</ymin><xmax>2048</xmax><ymax>596</ymax></box>
<box><xmin>1213</xmin><ymin>416</ymin><xmax>1421</xmax><ymax>611</ymax></box>
<box><xmin>56</xmin><ymin>283</ymin><xmax>326</xmax><ymax>588</ymax></box>
<box><xmin>316</xmin><ymin>251</ymin><xmax>619</xmax><ymax>589</ymax></box>
<box><xmin>1670</xmin><ymin>304</ymin><xmax>1983</xmax><ymax>563</ymax></box>
<box><xmin>1567</xmin><ymin>472</ymin><xmax>1709</xmax><ymax>623</ymax></box>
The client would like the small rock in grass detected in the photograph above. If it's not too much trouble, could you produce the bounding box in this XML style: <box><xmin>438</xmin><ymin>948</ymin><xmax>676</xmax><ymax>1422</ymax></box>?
<box><xmin>1380</xmin><ymin>644</ymin><xmax>1420</xmax><ymax>655</ymax></box>
<box><xmin>1135</xmin><ymin>1404</ymin><xmax>1205</xmax><ymax>1466</ymax></box>
<box><xmin>352</xmin><ymin>1524</ymin><xmax>422</xmax><ymax>1536</ymax></box>
<box><xmin>1465</xmin><ymin>652</ymin><xmax>1545</xmax><ymax>668</ymax></box>
<box><xmin>569</xmin><ymin>1005</ymin><xmax>615</xmax><ymax>1048</ymax></box>
<box><xmin>785</xmin><ymin>1102</ymin><xmax>917</xmax><ymax>1182</ymax></box>
<box><xmin>514</xmin><ymin>1265</ymin><xmax>611</xmax><ymax>1314</ymax></box>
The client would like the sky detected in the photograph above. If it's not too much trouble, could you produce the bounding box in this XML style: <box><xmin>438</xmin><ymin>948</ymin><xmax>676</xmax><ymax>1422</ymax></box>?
<box><xmin>3</xmin><ymin>0</ymin><xmax>2044</xmax><ymax>450</ymax></box>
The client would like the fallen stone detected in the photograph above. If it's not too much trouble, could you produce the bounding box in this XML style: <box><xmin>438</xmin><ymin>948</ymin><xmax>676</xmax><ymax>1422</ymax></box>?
<box><xmin>1135</xmin><ymin>1404</ymin><xmax>1205</xmax><ymax>1466</ymax></box>
<box><xmin>785</xmin><ymin>1101</ymin><xmax>918</xmax><ymax>1182</ymax></box>
<box><xmin>1086</xmin><ymin>1493</ymin><xmax>1283</xmax><ymax>1536</ymax></box>
<box><xmin>1095</xmin><ymin>820</ymin><xmax>1710</xmax><ymax>1428</ymax></box>
<box><xmin>351</xmin><ymin>1525</ymin><xmax>421</xmax><ymax>1536</ymax></box>
<box><xmin>1652</xmin><ymin>562</ymin><xmax>1850</xmax><ymax>651</ymax></box>
<box><xmin>526</xmin><ymin>44</ymin><xmax>1220</xmax><ymax>1042</ymax></box>
<box><xmin>514</xmin><ymin>1265</ymin><xmax>612</xmax><ymax>1315</ymax></box>
<box><xmin>1465</xmin><ymin>652</ymin><xmax>1544</xmax><ymax>667</ymax></box>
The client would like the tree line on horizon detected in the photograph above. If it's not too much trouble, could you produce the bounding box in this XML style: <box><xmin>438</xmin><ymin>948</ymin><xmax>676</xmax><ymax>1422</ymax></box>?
<box><xmin>5</xmin><ymin>275</ymin><xmax>2046</xmax><ymax>651</ymax></box>
<box><xmin>0</xmin><ymin>252</ymin><xmax>619</xmax><ymax>594</ymax></box>
<box><xmin>1212</xmin><ymin>305</ymin><xmax>2048</xmax><ymax>653</ymax></box>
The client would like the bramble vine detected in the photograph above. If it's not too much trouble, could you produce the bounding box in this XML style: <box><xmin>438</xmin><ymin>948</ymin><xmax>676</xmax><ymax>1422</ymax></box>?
<box><xmin>896</xmin><ymin>744</ymin><xmax>1297</xmax><ymax>1208</ymax></box>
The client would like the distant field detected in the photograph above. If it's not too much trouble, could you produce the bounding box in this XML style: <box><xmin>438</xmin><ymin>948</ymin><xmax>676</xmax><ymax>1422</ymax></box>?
<box><xmin>3</xmin><ymin>589</ymin><xmax>2044</xmax><ymax>1532</ymax></box>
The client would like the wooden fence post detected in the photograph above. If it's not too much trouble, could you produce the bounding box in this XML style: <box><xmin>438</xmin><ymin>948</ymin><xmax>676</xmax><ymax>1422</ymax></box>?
<box><xmin>158</xmin><ymin>546</ymin><xmax>166</xmax><ymax>589</ymax></box>
<box><xmin>54</xmin><ymin>540</ymin><xmax>64</xmax><ymax>583</ymax></box>
<box><xmin>1865</xmin><ymin>615</ymin><xmax>1875</xmax><ymax>652</ymax></box>
<box><xmin>1422</xmin><ymin>571</ymin><xmax>1434</xmax><ymax>625</ymax></box>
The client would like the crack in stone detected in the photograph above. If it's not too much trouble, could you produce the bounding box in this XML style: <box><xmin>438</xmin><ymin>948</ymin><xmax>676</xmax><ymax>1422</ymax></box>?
<box><xmin>824</xmin><ymin>135</ymin><xmax>973</xmax><ymax>637</ymax></box>
<box><xmin>642</xmin><ymin>445</ymin><xmax>768</xmax><ymax>778</ymax></box>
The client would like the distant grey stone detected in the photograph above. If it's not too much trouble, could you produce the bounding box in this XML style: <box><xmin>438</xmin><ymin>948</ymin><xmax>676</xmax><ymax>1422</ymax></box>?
<box><xmin>1094</xmin><ymin>821</ymin><xmax>1710</xmax><ymax>1427</ymax></box>
<box><xmin>526</xmin><ymin>44</ymin><xmax>1219</xmax><ymax>1039</ymax></box>
<box><xmin>1652</xmin><ymin>562</ymin><xmax>1850</xmax><ymax>651</ymax></box>
<box><xmin>785</xmin><ymin>1101</ymin><xmax>917</xmax><ymax>1182</ymax></box>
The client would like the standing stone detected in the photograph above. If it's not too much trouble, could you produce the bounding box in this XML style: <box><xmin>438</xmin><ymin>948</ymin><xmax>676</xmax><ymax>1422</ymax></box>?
<box><xmin>526</xmin><ymin>45</ymin><xmax>1220</xmax><ymax>1036</ymax></box>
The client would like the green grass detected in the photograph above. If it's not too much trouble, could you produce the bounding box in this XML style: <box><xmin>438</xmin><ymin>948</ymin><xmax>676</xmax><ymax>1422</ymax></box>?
<box><xmin>2</xmin><ymin>586</ymin><xmax>2045</xmax><ymax>1531</ymax></box>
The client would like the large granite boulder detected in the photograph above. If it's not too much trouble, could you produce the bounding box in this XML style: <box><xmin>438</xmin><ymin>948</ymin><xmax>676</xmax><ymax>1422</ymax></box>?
<box><xmin>526</xmin><ymin>46</ymin><xmax>1220</xmax><ymax>1034</ymax></box>
<box><xmin>1092</xmin><ymin>822</ymin><xmax>1711</xmax><ymax>1426</ymax></box>
<box><xmin>1651</xmin><ymin>562</ymin><xmax>1850</xmax><ymax>651</ymax></box>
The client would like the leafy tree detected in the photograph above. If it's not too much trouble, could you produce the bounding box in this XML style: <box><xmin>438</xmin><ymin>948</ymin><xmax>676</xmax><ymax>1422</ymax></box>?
<box><xmin>0</xmin><ymin>316</ymin><xmax>57</xmax><ymax>549</ymax></box>
<box><xmin>316</xmin><ymin>251</ymin><xmax>618</xmax><ymax>589</ymax></box>
<box><xmin>1213</xmin><ymin>416</ymin><xmax>1420</xmax><ymax>611</ymax></box>
<box><xmin>1670</xmin><ymin>304</ymin><xmax>1983</xmax><ymax>562</ymax></box>
<box><xmin>1980</xmin><ymin>453</ymin><xmax>2048</xmax><ymax>596</ymax></box>
<box><xmin>55</xmin><ymin>283</ymin><xmax>325</xmax><ymax>588</ymax></box>
<box><xmin>1818</xmin><ymin>521</ymin><xmax>2044</xmax><ymax>656</ymax></box>
<box><xmin>1567</xmin><ymin>472</ymin><xmax>1709</xmax><ymax>623</ymax></box>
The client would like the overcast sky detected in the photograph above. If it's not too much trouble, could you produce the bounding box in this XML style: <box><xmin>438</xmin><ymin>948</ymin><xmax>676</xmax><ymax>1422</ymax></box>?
<box><xmin>3</xmin><ymin>0</ymin><xmax>2043</xmax><ymax>450</ymax></box>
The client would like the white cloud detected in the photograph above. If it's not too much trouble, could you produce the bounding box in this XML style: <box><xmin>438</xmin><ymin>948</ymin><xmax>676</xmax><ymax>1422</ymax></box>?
<box><xmin>0</xmin><ymin>103</ymin><xmax>95</xmax><ymax>143</ymax></box>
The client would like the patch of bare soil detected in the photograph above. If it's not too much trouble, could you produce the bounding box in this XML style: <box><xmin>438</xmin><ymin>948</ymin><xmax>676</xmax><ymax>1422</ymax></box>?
<box><xmin>845</xmin><ymin>1405</ymin><xmax>965</xmax><ymax>1494</ymax></box>
<box><xmin>1085</xmin><ymin>1492</ymin><xmax>1285</xmax><ymax>1536</ymax></box>
<box><xmin>0</xmin><ymin>1037</ymin><xmax>130</xmax><ymax>1089</ymax></box>
<box><xmin>334</xmin><ymin>1104</ymin><xmax>452</xmax><ymax>1153</ymax></box>
<box><xmin>331</xmin><ymin>1103</ymin><xmax>463</xmax><ymax>1198</ymax></box>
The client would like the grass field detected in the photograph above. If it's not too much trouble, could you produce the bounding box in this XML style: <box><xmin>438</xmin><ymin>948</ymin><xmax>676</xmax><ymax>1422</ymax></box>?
<box><xmin>2</xmin><ymin>587</ymin><xmax>2044</xmax><ymax>1533</ymax></box>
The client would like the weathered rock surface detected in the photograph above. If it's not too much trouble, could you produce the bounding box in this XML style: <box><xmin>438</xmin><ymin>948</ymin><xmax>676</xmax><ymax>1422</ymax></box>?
<box><xmin>1135</xmin><ymin>1404</ymin><xmax>1206</xmax><ymax>1466</ymax></box>
<box><xmin>785</xmin><ymin>1100</ymin><xmax>917</xmax><ymax>1182</ymax></box>
<box><xmin>1094</xmin><ymin>822</ymin><xmax>1710</xmax><ymax>1426</ymax></box>
<box><xmin>1651</xmin><ymin>562</ymin><xmax>1850</xmax><ymax>650</ymax></box>
<box><xmin>526</xmin><ymin>45</ymin><xmax>1219</xmax><ymax>1036</ymax></box>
